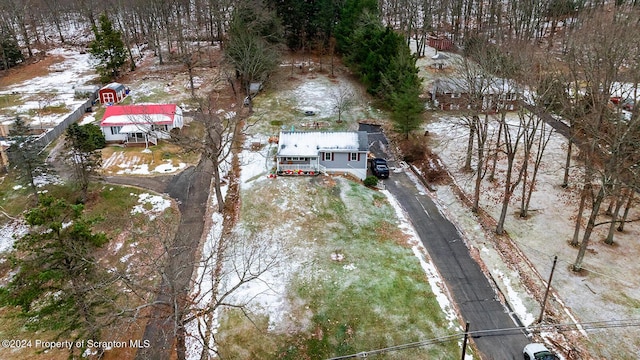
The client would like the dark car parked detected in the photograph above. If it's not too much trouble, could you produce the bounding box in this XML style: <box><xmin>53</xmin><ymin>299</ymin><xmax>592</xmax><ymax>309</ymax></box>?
<box><xmin>370</xmin><ymin>158</ymin><xmax>390</xmax><ymax>179</ymax></box>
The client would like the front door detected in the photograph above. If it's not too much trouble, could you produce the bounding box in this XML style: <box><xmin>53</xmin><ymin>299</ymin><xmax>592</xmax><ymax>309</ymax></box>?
<box><xmin>102</xmin><ymin>92</ymin><xmax>115</xmax><ymax>104</ymax></box>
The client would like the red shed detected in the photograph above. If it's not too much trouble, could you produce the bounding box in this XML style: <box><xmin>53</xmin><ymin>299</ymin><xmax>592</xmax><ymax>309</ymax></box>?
<box><xmin>428</xmin><ymin>36</ymin><xmax>454</xmax><ymax>51</ymax></box>
<box><xmin>99</xmin><ymin>82</ymin><xmax>128</xmax><ymax>104</ymax></box>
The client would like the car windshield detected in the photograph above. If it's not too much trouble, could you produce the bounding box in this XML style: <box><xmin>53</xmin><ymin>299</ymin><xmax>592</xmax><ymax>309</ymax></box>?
<box><xmin>535</xmin><ymin>351</ymin><xmax>556</xmax><ymax>360</ymax></box>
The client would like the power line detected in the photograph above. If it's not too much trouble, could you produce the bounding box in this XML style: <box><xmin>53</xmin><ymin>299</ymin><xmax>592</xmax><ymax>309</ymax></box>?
<box><xmin>327</xmin><ymin>333</ymin><xmax>463</xmax><ymax>359</ymax></box>
<box><xmin>325</xmin><ymin>319</ymin><xmax>640</xmax><ymax>359</ymax></box>
<box><xmin>0</xmin><ymin>91</ymin><xmax>80</xmax><ymax>96</ymax></box>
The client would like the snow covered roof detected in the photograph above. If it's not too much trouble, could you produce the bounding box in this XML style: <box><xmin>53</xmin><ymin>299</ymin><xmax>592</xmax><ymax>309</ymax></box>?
<box><xmin>277</xmin><ymin>131</ymin><xmax>368</xmax><ymax>157</ymax></box>
<box><xmin>101</xmin><ymin>82</ymin><xmax>126</xmax><ymax>92</ymax></box>
<box><xmin>100</xmin><ymin>104</ymin><xmax>181</xmax><ymax>126</ymax></box>
<box><xmin>433</xmin><ymin>77</ymin><xmax>516</xmax><ymax>95</ymax></box>
<box><xmin>431</xmin><ymin>52</ymin><xmax>449</xmax><ymax>60</ymax></box>
<box><xmin>610</xmin><ymin>82</ymin><xmax>640</xmax><ymax>100</ymax></box>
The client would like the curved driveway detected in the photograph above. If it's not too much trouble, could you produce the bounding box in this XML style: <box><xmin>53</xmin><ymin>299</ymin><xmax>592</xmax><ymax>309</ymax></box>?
<box><xmin>361</xmin><ymin>123</ymin><xmax>530</xmax><ymax>359</ymax></box>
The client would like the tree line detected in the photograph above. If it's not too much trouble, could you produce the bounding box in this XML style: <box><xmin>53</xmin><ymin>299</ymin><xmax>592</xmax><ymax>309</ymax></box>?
<box><xmin>443</xmin><ymin>5</ymin><xmax>640</xmax><ymax>272</ymax></box>
<box><xmin>2</xmin><ymin>0</ymin><xmax>639</xmax><ymax>65</ymax></box>
<box><xmin>4</xmin><ymin>0</ymin><xmax>638</xmax><ymax>140</ymax></box>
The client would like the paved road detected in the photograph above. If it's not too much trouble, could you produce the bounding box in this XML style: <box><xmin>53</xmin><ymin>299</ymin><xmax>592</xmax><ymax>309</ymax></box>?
<box><xmin>361</xmin><ymin>124</ymin><xmax>530</xmax><ymax>359</ymax></box>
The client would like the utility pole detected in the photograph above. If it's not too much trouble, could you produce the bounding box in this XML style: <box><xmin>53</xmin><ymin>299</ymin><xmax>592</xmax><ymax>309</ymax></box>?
<box><xmin>538</xmin><ymin>256</ymin><xmax>558</xmax><ymax>323</ymax></box>
<box><xmin>461</xmin><ymin>322</ymin><xmax>470</xmax><ymax>360</ymax></box>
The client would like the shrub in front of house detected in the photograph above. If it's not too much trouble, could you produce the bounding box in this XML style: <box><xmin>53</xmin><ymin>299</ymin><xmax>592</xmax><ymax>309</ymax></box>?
<box><xmin>364</xmin><ymin>175</ymin><xmax>378</xmax><ymax>187</ymax></box>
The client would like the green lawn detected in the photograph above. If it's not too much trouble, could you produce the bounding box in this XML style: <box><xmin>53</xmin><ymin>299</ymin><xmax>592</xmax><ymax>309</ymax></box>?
<box><xmin>215</xmin><ymin>177</ymin><xmax>462</xmax><ymax>359</ymax></box>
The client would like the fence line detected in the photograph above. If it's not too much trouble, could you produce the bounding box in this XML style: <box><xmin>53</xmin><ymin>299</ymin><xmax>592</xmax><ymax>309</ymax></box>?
<box><xmin>33</xmin><ymin>97</ymin><xmax>94</xmax><ymax>150</ymax></box>
<box><xmin>6</xmin><ymin>92</ymin><xmax>97</xmax><ymax>166</ymax></box>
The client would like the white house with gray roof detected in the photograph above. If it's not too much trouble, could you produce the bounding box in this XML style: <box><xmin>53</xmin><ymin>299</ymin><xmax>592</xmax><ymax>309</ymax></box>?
<box><xmin>276</xmin><ymin>131</ymin><xmax>369</xmax><ymax>180</ymax></box>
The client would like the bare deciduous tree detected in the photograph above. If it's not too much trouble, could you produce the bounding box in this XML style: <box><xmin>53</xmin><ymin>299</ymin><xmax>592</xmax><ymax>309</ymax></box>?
<box><xmin>564</xmin><ymin>9</ymin><xmax>640</xmax><ymax>271</ymax></box>
<box><xmin>183</xmin><ymin>228</ymin><xmax>282</xmax><ymax>359</ymax></box>
<box><xmin>449</xmin><ymin>48</ymin><xmax>501</xmax><ymax>212</ymax></box>
<box><xmin>330</xmin><ymin>84</ymin><xmax>355</xmax><ymax>123</ymax></box>
<box><xmin>224</xmin><ymin>1</ymin><xmax>281</xmax><ymax>100</ymax></box>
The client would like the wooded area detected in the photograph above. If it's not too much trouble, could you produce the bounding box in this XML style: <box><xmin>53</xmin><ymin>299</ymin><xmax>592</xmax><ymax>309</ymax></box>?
<box><xmin>1</xmin><ymin>0</ymin><xmax>639</xmax><ymax>67</ymax></box>
<box><xmin>1</xmin><ymin>0</ymin><xmax>639</xmax><ymax>289</ymax></box>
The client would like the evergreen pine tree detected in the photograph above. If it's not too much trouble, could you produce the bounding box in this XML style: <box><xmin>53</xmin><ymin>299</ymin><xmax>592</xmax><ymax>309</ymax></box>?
<box><xmin>89</xmin><ymin>13</ymin><xmax>127</xmax><ymax>81</ymax></box>
<box><xmin>381</xmin><ymin>47</ymin><xmax>422</xmax><ymax>104</ymax></box>
<box><xmin>390</xmin><ymin>86</ymin><xmax>425</xmax><ymax>139</ymax></box>
<box><xmin>7</xmin><ymin>116</ymin><xmax>47</xmax><ymax>202</ymax></box>
<box><xmin>65</xmin><ymin>123</ymin><xmax>106</xmax><ymax>201</ymax></box>
<box><xmin>334</xmin><ymin>0</ymin><xmax>379</xmax><ymax>54</ymax></box>
<box><xmin>0</xmin><ymin>29</ymin><xmax>23</xmax><ymax>70</ymax></box>
<box><xmin>381</xmin><ymin>42</ymin><xmax>424</xmax><ymax>138</ymax></box>
<box><xmin>0</xmin><ymin>196</ymin><xmax>113</xmax><ymax>357</ymax></box>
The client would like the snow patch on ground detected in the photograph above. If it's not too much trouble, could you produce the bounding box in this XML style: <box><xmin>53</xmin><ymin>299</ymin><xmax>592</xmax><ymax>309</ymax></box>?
<box><xmin>130</xmin><ymin>193</ymin><xmax>172</xmax><ymax>221</ymax></box>
<box><xmin>292</xmin><ymin>79</ymin><xmax>337</xmax><ymax>118</ymax></box>
<box><xmin>153</xmin><ymin>160</ymin><xmax>186</xmax><ymax>173</ymax></box>
<box><xmin>0</xmin><ymin>221</ymin><xmax>28</xmax><ymax>254</ymax></box>
<box><xmin>104</xmin><ymin>154</ymin><xmax>186</xmax><ymax>175</ymax></box>
<box><xmin>118</xmin><ymin>163</ymin><xmax>150</xmax><ymax>175</ymax></box>
<box><xmin>79</xmin><ymin>113</ymin><xmax>97</xmax><ymax>125</ymax></box>
<box><xmin>222</xmin><ymin>230</ymin><xmax>294</xmax><ymax>332</ymax></box>
<box><xmin>33</xmin><ymin>174</ymin><xmax>64</xmax><ymax>187</ymax></box>
<box><xmin>495</xmin><ymin>268</ymin><xmax>536</xmax><ymax>326</ymax></box>
<box><xmin>0</xmin><ymin>48</ymin><xmax>98</xmax><ymax>128</ymax></box>
<box><xmin>184</xmin><ymin>212</ymin><xmax>224</xmax><ymax>359</ymax></box>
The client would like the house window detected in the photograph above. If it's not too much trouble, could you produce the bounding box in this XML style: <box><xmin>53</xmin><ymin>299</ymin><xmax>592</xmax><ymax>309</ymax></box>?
<box><xmin>451</xmin><ymin>92</ymin><xmax>461</xmax><ymax>99</ymax></box>
<box><xmin>323</xmin><ymin>152</ymin><xmax>332</xmax><ymax>161</ymax></box>
<box><xmin>501</xmin><ymin>93</ymin><xmax>516</xmax><ymax>101</ymax></box>
<box><xmin>110</xmin><ymin>126</ymin><xmax>122</xmax><ymax>135</ymax></box>
<box><xmin>350</xmin><ymin>153</ymin><xmax>358</xmax><ymax>161</ymax></box>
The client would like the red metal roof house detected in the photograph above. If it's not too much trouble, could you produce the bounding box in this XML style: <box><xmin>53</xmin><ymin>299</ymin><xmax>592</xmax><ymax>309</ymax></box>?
<box><xmin>99</xmin><ymin>82</ymin><xmax>128</xmax><ymax>104</ymax></box>
<box><xmin>100</xmin><ymin>104</ymin><xmax>184</xmax><ymax>146</ymax></box>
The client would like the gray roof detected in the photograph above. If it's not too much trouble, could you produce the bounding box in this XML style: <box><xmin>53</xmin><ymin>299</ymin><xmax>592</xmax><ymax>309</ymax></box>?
<box><xmin>433</xmin><ymin>78</ymin><xmax>466</xmax><ymax>93</ymax></box>
<box><xmin>249</xmin><ymin>82</ymin><xmax>263</xmax><ymax>94</ymax></box>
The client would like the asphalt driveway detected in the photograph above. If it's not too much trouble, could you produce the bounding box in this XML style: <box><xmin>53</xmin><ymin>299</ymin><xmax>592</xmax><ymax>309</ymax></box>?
<box><xmin>361</xmin><ymin>123</ymin><xmax>530</xmax><ymax>359</ymax></box>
